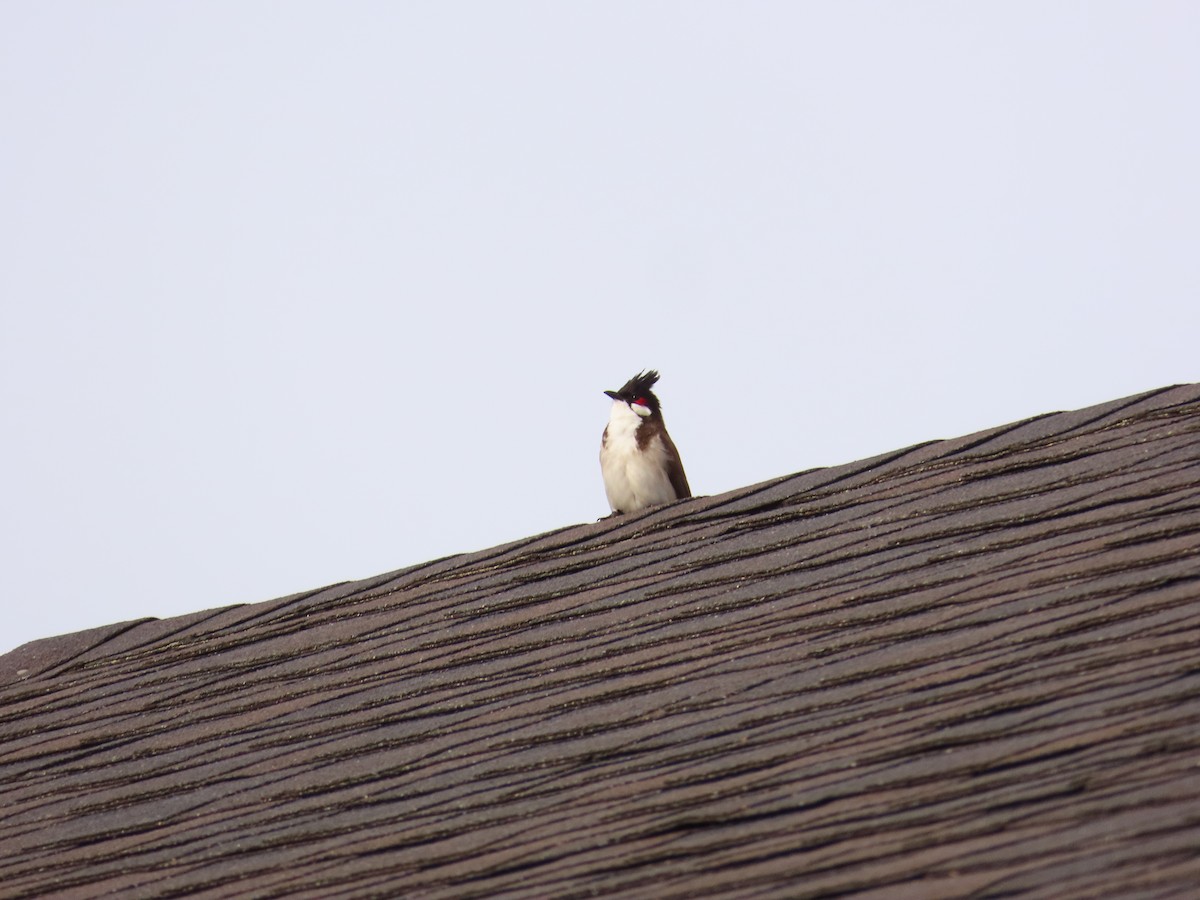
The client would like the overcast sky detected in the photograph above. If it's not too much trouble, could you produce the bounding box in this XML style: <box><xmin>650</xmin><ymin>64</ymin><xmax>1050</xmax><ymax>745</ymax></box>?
<box><xmin>3</xmin><ymin>2</ymin><xmax>1197</xmax><ymax>656</ymax></box>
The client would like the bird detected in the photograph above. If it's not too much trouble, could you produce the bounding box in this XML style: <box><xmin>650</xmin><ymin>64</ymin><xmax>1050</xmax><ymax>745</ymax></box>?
<box><xmin>599</xmin><ymin>369</ymin><xmax>691</xmax><ymax>515</ymax></box>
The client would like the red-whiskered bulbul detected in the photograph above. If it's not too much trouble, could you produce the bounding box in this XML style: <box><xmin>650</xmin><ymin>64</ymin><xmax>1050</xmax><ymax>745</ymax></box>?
<box><xmin>600</xmin><ymin>370</ymin><xmax>691</xmax><ymax>515</ymax></box>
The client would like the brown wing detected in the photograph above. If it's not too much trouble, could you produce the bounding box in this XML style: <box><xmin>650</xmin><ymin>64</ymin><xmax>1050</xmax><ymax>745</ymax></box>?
<box><xmin>662</xmin><ymin>431</ymin><xmax>692</xmax><ymax>499</ymax></box>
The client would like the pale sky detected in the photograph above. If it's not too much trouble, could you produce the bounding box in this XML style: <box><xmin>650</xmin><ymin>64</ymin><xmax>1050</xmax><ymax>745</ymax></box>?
<box><xmin>3</xmin><ymin>2</ymin><xmax>1198</xmax><ymax>656</ymax></box>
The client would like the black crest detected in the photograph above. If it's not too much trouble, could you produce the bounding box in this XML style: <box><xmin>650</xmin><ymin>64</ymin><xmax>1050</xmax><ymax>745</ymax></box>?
<box><xmin>617</xmin><ymin>370</ymin><xmax>660</xmax><ymax>400</ymax></box>
<box><xmin>607</xmin><ymin>369</ymin><xmax>663</xmax><ymax>413</ymax></box>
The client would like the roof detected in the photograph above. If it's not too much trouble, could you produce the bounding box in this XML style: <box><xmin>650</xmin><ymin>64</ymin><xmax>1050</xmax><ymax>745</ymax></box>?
<box><xmin>2</xmin><ymin>384</ymin><xmax>1199</xmax><ymax>898</ymax></box>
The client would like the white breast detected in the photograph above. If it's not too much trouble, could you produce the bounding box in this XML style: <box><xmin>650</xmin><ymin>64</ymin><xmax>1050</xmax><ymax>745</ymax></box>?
<box><xmin>600</xmin><ymin>401</ymin><xmax>677</xmax><ymax>513</ymax></box>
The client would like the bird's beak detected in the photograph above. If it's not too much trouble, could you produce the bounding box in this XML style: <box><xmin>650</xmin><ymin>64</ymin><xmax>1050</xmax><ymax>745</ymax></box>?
<box><xmin>603</xmin><ymin>390</ymin><xmax>618</xmax><ymax>399</ymax></box>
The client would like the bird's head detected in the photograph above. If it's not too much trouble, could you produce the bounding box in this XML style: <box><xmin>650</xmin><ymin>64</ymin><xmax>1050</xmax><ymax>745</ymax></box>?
<box><xmin>604</xmin><ymin>369</ymin><xmax>662</xmax><ymax>419</ymax></box>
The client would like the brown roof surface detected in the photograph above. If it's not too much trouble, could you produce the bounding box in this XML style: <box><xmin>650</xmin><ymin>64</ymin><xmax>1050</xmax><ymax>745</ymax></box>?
<box><xmin>2</xmin><ymin>385</ymin><xmax>1200</xmax><ymax>899</ymax></box>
